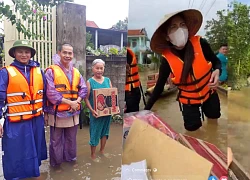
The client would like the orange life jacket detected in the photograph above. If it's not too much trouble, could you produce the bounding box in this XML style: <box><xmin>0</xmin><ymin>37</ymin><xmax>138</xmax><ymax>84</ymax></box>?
<box><xmin>46</xmin><ymin>65</ymin><xmax>81</xmax><ymax>111</ymax></box>
<box><xmin>5</xmin><ymin>66</ymin><xmax>44</xmax><ymax>122</ymax></box>
<box><xmin>162</xmin><ymin>36</ymin><xmax>213</xmax><ymax>105</ymax></box>
<box><xmin>125</xmin><ymin>48</ymin><xmax>140</xmax><ymax>91</ymax></box>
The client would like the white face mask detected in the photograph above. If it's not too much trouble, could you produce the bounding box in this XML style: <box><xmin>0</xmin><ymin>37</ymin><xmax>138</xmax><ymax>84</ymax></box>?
<box><xmin>168</xmin><ymin>28</ymin><xmax>189</xmax><ymax>48</ymax></box>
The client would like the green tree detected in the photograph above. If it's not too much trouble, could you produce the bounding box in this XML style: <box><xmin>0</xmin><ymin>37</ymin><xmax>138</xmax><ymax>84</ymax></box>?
<box><xmin>35</xmin><ymin>0</ymin><xmax>73</xmax><ymax>5</ymax></box>
<box><xmin>227</xmin><ymin>1</ymin><xmax>250</xmax><ymax>89</ymax></box>
<box><xmin>110</xmin><ymin>17</ymin><xmax>128</xmax><ymax>31</ymax></box>
<box><xmin>0</xmin><ymin>0</ymin><xmax>73</xmax><ymax>38</ymax></box>
<box><xmin>205</xmin><ymin>1</ymin><xmax>250</xmax><ymax>89</ymax></box>
<box><xmin>86</xmin><ymin>31</ymin><xmax>94</xmax><ymax>49</ymax></box>
<box><xmin>205</xmin><ymin>10</ymin><xmax>228</xmax><ymax>52</ymax></box>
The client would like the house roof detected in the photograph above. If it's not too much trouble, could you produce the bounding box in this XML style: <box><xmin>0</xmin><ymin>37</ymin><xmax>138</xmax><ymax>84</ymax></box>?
<box><xmin>86</xmin><ymin>20</ymin><xmax>99</xmax><ymax>28</ymax></box>
<box><xmin>128</xmin><ymin>29</ymin><xmax>146</xmax><ymax>36</ymax></box>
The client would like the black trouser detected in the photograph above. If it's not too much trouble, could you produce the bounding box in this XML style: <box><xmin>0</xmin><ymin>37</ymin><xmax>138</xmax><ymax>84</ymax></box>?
<box><xmin>181</xmin><ymin>92</ymin><xmax>221</xmax><ymax>131</ymax></box>
<box><xmin>125</xmin><ymin>87</ymin><xmax>141</xmax><ymax>113</ymax></box>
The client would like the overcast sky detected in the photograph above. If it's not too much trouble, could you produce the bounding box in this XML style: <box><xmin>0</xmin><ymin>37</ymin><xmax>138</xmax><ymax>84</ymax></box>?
<box><xmin>1</xmin><ymin>0</ymin><xmax>129</xmax><ymax>31</ymax></box>
<box><xmin>128</xmin><ymin>0</ymin><xmax>228</xmax><ymax>39</ymax></box>
<box><xmin>0</xmin><ymin>0</ymin><xmax>248</xmax><ymax>35</ymax></box>
<box><xmin>75</xmin><ymin>0</ymin><xmax>129</xmax><ymax>29</ymax></box>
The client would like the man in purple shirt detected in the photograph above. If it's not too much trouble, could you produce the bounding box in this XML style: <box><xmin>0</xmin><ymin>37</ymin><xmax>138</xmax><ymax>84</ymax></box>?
<box><xmin>44</xmin><ymin>43</ymin><xmax>87</xmax><ymax>169</ymax></box>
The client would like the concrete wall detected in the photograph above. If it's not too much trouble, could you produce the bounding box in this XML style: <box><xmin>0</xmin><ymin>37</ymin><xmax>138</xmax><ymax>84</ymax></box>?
<box><xmin>57</xmin><ymin>2</ymin><xmax>86</xmax><ymax>75</ymax></box>
<box><xmin>86</xmin><ymin>55</ymin><xmax>126</xmax><ymax>113</ymax></box>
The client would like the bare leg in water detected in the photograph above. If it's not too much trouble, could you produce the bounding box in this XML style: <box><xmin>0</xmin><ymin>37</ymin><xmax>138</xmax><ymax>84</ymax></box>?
<box><xmin>99</xmin><ymin>136</ymin><xmax>111</xmax><ymax>158</ymax></box>
<box><xmin>91</xmin><ymin>145</ymin><xmax>101</xmax><ymax>162</ymax></box>
<box><xmin>100</xmin><ymin>136</ymin><xmax>107</xmax><ymax>154</ymax></box>
<box><xmin>91</xmin><ymin>146</ymin><xmax>97</xmax><ymax>159</ymax></box>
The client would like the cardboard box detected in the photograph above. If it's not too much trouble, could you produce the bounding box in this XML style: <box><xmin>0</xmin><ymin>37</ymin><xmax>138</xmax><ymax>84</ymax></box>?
<box><xmin>147</xmin><ymin>73</ymin><xmax>158</xmax><ymax>89</ymax></box>
<box><xmin>123</xmin><ymin>110</ymin><xmax>179</xmax><ymax>145</ymax></box>
<box><xmin>178</xmin><ymin>134</ymin><xmax>250</xmax><ymax>179</ymax></box>
<box><xmin>178</xmin><ymin>134</ymin><xmax>227</xmax><ymax>178</ymax></box>
<box><xmin>147</xmin><ymin>74</ymin><xmax>157</xmax><ymax>81</ymax></box>
<box><xmin>122</xmin><ymin>119</ymin><xmax>213</xmax><ymax>180</ymax></box>
<box><xmin>93</xmin><ymin>88</ymin><xmax>120</xmax><ymax>117</ymax></box>
<box><xmin>146</xmin><ymin>73</ymin><xmax>175</xmax><ymax>89</ymax></box>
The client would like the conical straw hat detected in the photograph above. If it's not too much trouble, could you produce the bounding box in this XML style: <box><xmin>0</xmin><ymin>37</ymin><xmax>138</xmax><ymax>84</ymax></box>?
<box><xmin>150</xmin><ymin>9</ymin><xmax>203</xmax><ymax>54</ymax></box>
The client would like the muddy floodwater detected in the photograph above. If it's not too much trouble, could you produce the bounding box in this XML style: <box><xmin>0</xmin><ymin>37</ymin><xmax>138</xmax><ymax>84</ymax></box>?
<box><xmin>0</xmin><ymin>124</ymin><xmax>123</xmax><ymax>180</ymax></box>
<box><xmin>140</xmin><ymin>68</ymin><xmax>250</xmax><ymax>174</ymax></box>
<box><xmin>139</xmin><ymin>68</ymin><xmax>227</xmax><ymax>154</ymax></box>
<box><xmin>0</xmin><ymin>66</ymin><xmax>249</xmax><ymax>179</ymax></box>
<box><xmin>228</xmin><ymin>87</ymin><xmax>250</xmax><ymax>174</ymax></box>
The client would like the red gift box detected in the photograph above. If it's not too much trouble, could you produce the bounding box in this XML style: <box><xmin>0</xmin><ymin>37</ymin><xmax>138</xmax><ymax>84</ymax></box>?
<box><xmin>123</xmin><ymin>110</ymin><xmax>179</xmax><ymax>141</ymax></box>
<box><xmin>178</xmin><ymin>134</ymin><xmax>227</xmax><ymax>178</ymax></box>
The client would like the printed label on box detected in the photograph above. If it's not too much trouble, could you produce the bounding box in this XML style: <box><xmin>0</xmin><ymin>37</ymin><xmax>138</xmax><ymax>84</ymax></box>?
<box><xmin>93</xmin><ymin>88</ymin><xmax>120</xmax><ymax>117</ymax></box>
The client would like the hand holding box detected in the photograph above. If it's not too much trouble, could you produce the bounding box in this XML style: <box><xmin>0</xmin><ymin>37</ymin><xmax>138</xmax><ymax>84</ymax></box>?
<box><xmin>93</xmin><ymin>88</ymin><xmax>120</xmax><ymax>117</ymax></box>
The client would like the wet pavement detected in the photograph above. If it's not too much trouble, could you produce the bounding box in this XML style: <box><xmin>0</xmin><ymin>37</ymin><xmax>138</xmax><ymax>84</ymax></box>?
<box><xmin>139</xmin><ymin>68</ymin><xmax>227</xmax><ymax>154</ymax></box>
<box><xmin>0</xmin><ymin>123</ymin><xmax>123</xmax><ymax>180</ymax></box>
<box><xmin>228</xmin><ymin>87</ymin><xmax>250</xmax><ymax>174</ymax></box>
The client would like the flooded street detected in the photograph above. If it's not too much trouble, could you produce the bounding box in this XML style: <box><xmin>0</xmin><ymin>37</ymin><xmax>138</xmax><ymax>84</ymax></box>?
<box><xmin>0</xmin><ymin>123</ymin><xmax>123</xmax><ymax>180</ymax></box>
<box><xmin>0</xmin><ymin>66</ymin><xmax>249</xmax><ymax>179</ymax></box>
<box><xmin>140</xmin><ymin>67</ymin><xmax>250</xmax><ymax>173</ymax></box>
<box><xmin>228</xmin><ymin>87</ymin><xmax>250</xmax><ymax>174</ymax></box>
<box><xmin>139</xmin><ymin>68</ymin><xmax>227</xmax><ymax>154</ymax></box>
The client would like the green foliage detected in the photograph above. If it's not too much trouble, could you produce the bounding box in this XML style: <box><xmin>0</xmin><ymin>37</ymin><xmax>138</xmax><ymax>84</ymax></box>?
<box><xmin>0</xmin><ymin>0</ymin><xmax>71</xmax><ymax>38</ymax></box>
<box><xmin>137</xmin><ymin>63</ymin><xmax>145</xmax><ymax>72</ymax></box>
<box><xmin>78</xmin><ymin>65</ymin><xmax>84</xmax><ymax>77</ymax></box>
<box><xmin>227</xmin><ymin>1</ymin><xmax>250</xmax><ymax>89</ymax></box>
<box><xmin>86</xmin><ymin>46</ymin><xmax>107</xmax><ymax>56</ymax></box>
<box><xmin>109</xmin><ymin>48</ymin><xmax>118</xmax><ymax>55</ymax></box>
<box><xmin>86</xmin><ymin>46</ymin><xmax>126</xmax><ymax>57</ymax></box>
<box><xmin>81</xmin><ymin>101</ymin><xmax>90</xmax><ymax>118</ymax></box>
<box><xmin>35</xmin><ymin>0</ymin><xmax>73</xmax><ymax>6</ymax></box>
<box><xmin>86</xmin><ymin>31</ymin><xmax>94</xmax><ymax>49</ymax></box>
<box><xmin>119</xmin><ymin>46</ymin><xmax>126</xmax><ymax>56</ymax></box>
<box><xmin>80</xmin><ymin>101</ymin><xmax>122</xmax><ymax>124</ymax></box>
<box><xmin>0</xmin><ymin>49</ymin><xmax>4</xmax><ymax>59</ymax></box>
<box><xmin>0</xmin><ymin>33</ymin><xmax>4</xmax><ymax>59</ymax></box>
<box><xmin>110</xmin><ymin>17</ymin><xmax>128</xmax><ymax>30</ymax></box>
<box><xmin>205</xmin><ymin>1</ymin><xmax>250</xmax><ymax>89</ymax></box>
<box><xmin>111</xmin><ymin>114</ymin><xmax>123</xmax><ymax>124</ymax></box>
<box><xmin>205</xmin><ymin>10</ymin><xmax>228</xmax><ymax>52</ymax></box>
<box><xmin>150</xmin><ymin>55</ymin><xmax>161</xmax><ymax>68</ymax></box>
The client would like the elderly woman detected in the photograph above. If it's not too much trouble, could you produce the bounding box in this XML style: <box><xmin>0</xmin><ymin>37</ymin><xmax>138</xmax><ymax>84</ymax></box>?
<box><xmin>145</xmin><ymin>9</ymin><xmax>222</xmax><ymax>131</ymax></box>
<box><xmin>84</xmin><ymin>59</ymin><xmax>113</xmax><ymax>162</ymax></box>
